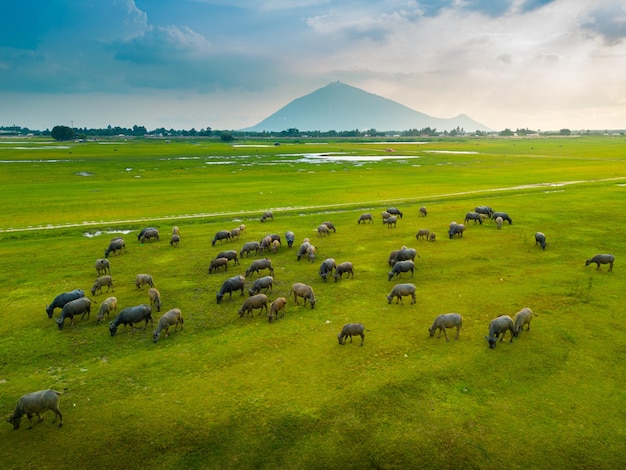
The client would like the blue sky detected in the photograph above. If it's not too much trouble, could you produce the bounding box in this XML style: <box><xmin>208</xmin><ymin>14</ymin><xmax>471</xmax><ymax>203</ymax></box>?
<box><xmin>1</xmin><ymin>0</ymin><xmax>625</xmax><ymax>131</ymax></box>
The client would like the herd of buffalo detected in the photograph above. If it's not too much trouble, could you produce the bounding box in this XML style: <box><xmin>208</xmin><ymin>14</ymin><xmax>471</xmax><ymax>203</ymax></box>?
<box><xmin>8</xmin><ymin>204</ymin><xmax>616</xmax><ymax>430</ymax></box>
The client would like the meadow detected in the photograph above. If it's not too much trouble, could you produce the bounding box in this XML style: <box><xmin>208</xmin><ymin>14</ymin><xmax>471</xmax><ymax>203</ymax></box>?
<box><xmin>0</xmin><ymin>135</ymin><xmax>624</xmax><ymax>469</ymax></box>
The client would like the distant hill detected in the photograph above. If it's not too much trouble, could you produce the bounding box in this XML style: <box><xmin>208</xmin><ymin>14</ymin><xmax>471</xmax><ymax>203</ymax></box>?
<box><xmin>242</xmin><ymin>81</ymin><xmax>491</xmax><ymax>133</ymax></box>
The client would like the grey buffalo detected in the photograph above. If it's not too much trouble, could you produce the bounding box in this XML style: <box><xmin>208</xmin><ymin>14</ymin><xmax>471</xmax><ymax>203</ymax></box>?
<box><xmin>104</xmin><ymin>237</ymin><xmax>126</xmax><ymax>258</ymax></box>
<box><xmin>334</xmin><ymin>262</ymin><xmax>354</xmax><ymax>282</ymax></box>
<box><xmin>585</xmin><ymin>254</ymin><xmax>615</xmax><ymax>272</ymax></box>
<box><xmin>109</xmin><ymin>304</ymin><xmax>153</xmax><ymax>336</ymax></box>
<box><xmin>55</xmin><ymin>297</ymin><xmax>94</xmax><ymax>330</ymax></box>
<box><xmin>216</xmin><ymin>250</ymin><xmax>239</xmax><ymax>265</ymax></box>
<box><xmin>428</xmin><ymin>313</ymin><xmax>462</xmax><ymax>341</ymax></box>
<box><xmin>448</xmin><ymin>223</ymin><xmax>465</xmax><ymax>239</ymax></box>
<box><xmin>492</xmin><ymin>212</ymin><xmax>512</xmax><ymax>224</ymax></box>
<box><xmin>535</xmin><ymin>232</ymin><xmax>547</xmax><ymax>250</ymax></box>
<box><xmin>290</xmin><ymin>282</ymin><xmax>316</xmax><ymax>309</ymax></box>
<box><xmin>238</xmin><ymin>294</ymin><xmax>268</xmax><ymax>318</ymax></box>
<box><xmin>358</xmin><ymin>213</ymin><xmax>373</xmax><ymax>224</ymax></box>
<box><xmin>338</xmin><ymin>323</ymin><xmax>366</xmax><ymax>346</ymax></box>
<box><xmin>7</xmin><ymin>389</ymin><xmax>62</xmax><ymax>430</ymax></box>
<box><xmin>464</xmin><ymin>212</ymin><xmax>483</xmax><ymax>224</ymax></box>
<box><xmin>388</xmin><ymin>260</ymin><xmax>415</xmax><ymax>281</ymax></box>
<box><xmin>46</xmin><ymin>288</ymin><xmax>84</xmax><ymax>319</ymax></box>
<box><xmin>387</xmin><ymin>207</ymin><xmax>403</xmax><ymax>218</ymax></box>
<box><xmin>248</xmin><ymin>275</ymin><xmax>273</xmax><ymax>296</ymax></box>
<box><xmin>153</xmin><ymin>308</ymin><xmax>184</xmax><ymax>343</ymax></box>
<box><xmin>245</xmin><ymin>258</ymin><xmax>274</xmax><ymax>277</ymax></box>
<box><xmin>513</xmin><ymin>307</ymin><xmax>536</xmax><ymax>336</ymax></box>
<box><xmin>212</xmin><ymin>230</ymin><xmax>231</xmax><ymax>246</ymax></box>
<box><xmin>285</xmin><ymin>231</ymin><xmax>295</xmax><ymax>248</ymax></box>
<box><xmin>319</xmin><ymin>258</ymin><xmax>337</xmax><ymax>282</ymax></box>
<box><xmin>387</xmin><ymin>283</ymin><xmax>416</xmax><ymax>304</ymax></box>
<box><xmin>485</xmin><ymin>315</ymin><xmax>515</xmax><ymax>349</ymax></box>
<box><xmin>217</xmin><ymin>275</ymin><xmax>246</xmax><ymax>303</ymax></box>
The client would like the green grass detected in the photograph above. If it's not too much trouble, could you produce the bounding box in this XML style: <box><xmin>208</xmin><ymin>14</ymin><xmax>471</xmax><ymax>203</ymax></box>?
<box><xmin>0</xmin><ymin>136</ymin><xmax>625</xmax><ymax>469</ymax></box>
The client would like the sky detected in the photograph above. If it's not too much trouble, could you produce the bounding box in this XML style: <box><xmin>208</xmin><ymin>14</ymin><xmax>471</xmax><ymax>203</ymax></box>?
<box><xmin>1</xmin><ymin>0</ymin><xmax>625</xmax><ymax>132</ymax></box>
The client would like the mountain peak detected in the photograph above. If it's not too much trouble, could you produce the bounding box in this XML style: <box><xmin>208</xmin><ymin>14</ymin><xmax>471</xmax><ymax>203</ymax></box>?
<box><xmin>243</xmin><ymin>82</ymin><xmax>490</xmax><ymax>132</ymax></box>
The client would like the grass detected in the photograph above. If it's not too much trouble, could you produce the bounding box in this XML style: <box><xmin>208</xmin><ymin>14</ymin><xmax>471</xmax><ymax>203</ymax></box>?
<box><xmin>0</xmin><ymin>135</ymin><xmax>625</xmax><ymax>469</ymax></box>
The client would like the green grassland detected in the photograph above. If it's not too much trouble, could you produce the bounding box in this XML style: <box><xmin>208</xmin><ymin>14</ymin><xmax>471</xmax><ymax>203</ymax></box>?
<box><xmin>0</xmin><ymin>136</ymin><xmax>625</xmax><ymax>469</ymax></box>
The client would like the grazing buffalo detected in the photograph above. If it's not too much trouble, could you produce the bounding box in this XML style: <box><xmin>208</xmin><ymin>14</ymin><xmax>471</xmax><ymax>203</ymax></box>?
<box><xmin>7</xmin><ymin>389</ymin><xmax>62</xmax><ymax>430</ymax></box>
<box><xmin>109</xmin><ymin>304</ymin><xmax>153</xmax><ymax>336</ymax></box>
<box><xmin>464</xmin><ymin>212</ymin><xmax>483</xmax><ymax>225</ymax></box>
<box><xmin>338</xmin><ymin>323</ymin><xmax>366</xmax><ymax>346</ymax></box>
<box><xmin>148</xmin><ymin>288</ymin><xmax>161</xmax><ymax>312</ymax></box>
<box><xmin>391</xmin><ymin>247</ymin><xmax>419</xmax><ymax>265</ymax></box>
<box><xmin>240</xmin><ymin>241</ymin><xmax>261</xmax><ymax>258</ymax></box>
<box><xmin>485</xmin><ymin>315</ymin><xmax>515</xmax><ymax>349</ymax></box>
<box><xmin>46</xmin><ymin>289</ymin><xmax>85</xmax><ymax>319</ymax></box>
<box><xmin>428</xmin><ymin>313</ymin><xmax>462</xmax><ymax>341</ymax></box>
<box><xmin>135</xmin><ymin>274</ymin><xmax>154</xmax><ymax>289</ymax></box>
<box><xmin>260</xmin><ymin>211</ymin><xmax>274</xmax><ymax>222</ymax></box>
<box><xmin>585</xmin><ymin>254</ymin><xmax>615</xmax><ymax>272</ymax></box>
<box><xmin>387</xmin><ymin>283</ymin><xmax>416</xmax><ymax>304</ymax></box>
<box><xmin>388</xmin><ymin>260</ymin><xmax>415</xmax><ymax>281</ymax></box>
<box><xmin>387</xmin><ymin>207</ymin><xmax>403</xmax><ymax>219</ymax></box>
<box><xmin>535</xmin><ymin>232</ymin><xmax>547</xmax><ymax>250</ymax></box>
<box><xmin>217</xmin><ymin>275</ymin><xmax>246</xmax><ymax>304</ymax></box>
<box><xmin>245</xmin><ymin>258</ymin><xmax>274</xmax><ymax>277</ymax></box>
<box><xmin>153</xmin><ymin>308</ymin><xmax>183</xmax><ymax>343</ymax></box>
<box><xmin>334</xmin><ymin>262</ymin><xmax>354</xmax><ymax>282</ymax></box>
<box><xmin>492</xmin><ymin>212</ymin><xmax>512</xmax><ymax>224</ymax></box>
<box><xmin>513</xmin><ymin>307</ymin><xmax>536</xmax><ymax>336</ymax></box>
<box><xmin>322</xmin><ymin>221</ymin><xmax>336</xmax><ymax>233</ymax></box>
<box><xmin>212</xmin><ymin>230</ymin><xmax>231</xmax><ymax>246</ymax></box>
<box><xmin>385</xmin><ymin>215</ymin><xmax>398</xmax><ymax>228</ymax></box>
<box><xmin>290</xmin><ymin>283</ymin><xmax>316</xmax><ymax>309</ymax></box>
<box><xmin>169</xmin><ymin>234</ymin><xmax>180</xmax><ymax>247</ymax></box>
<box><xmin>208</xmin><ymin>257</ymin><xmax>229</xmax><ymax>274</ymax></box>
<box><xmin>95</xmin><ymin>258</ymin><xmax>111</xmax><ymax>275</ymax></box>
<box><xmin>104</xmin><ymin>237</ymin><xmax>126</xmax><ymax>258</ymax></box>
<box><xmin>416</xmin><ymin>229</ymin><xmax>430</xmax><ymax>240</ymax></box>
<box><xmin>319</xmin><ymin>258</ymin><xmax>337</xmax><ymax>282</ymax></box>
<box><xmin>216</xmin><ymin>250</ymin><xmax>239</xmax><ymax>265</ymax></box>
<box><xmin>55</xmin><ymin>297</ymin><xmax>94</xmax><ymax>330</ymax></box>
<box><xmin>358</xmin><ymin>213</ymin><xmax>373</xmax><ymax>224</ymax></box>
<box><xmin>137</xmin><ymin>227</ymin><xmax>156</xmax><ymax>241</ymax></box>
<box><xmin>97</xmin><ymin>296</ymin><xmax>118</xmax><ymax>323</ymax></box>
<box><xmin>419</xmin><ymin>206</ymin><xmax>427</xmax><ymax>217</ymax></box>
<box><xmin>268</xmin><ymin>297</ymin><xmax>287</xmax><ymax>323</ymax></box>
<box><xmin>285</xmin><ymin>231</ymin><xmax>295</xmax><ymax>248</ymax></box>
<box><xmin>91</xmin><ymin>275</ymin><xmax>114</xmax><ymax>296</ymax></box>
<box><xmin>139</xmin><ymin>228</ymin><xmax>159</xmax><ymax>243</ymax></box>
<box><xmin>317</xmin><ymin>224</ymin><xmax>330</xmax><ymax>237</ymax></box>
<box><xmin>238</xmin><ymin>294</ymin><xmax>268</xmax><ymax>318</ymax></box>
<box><xmin>474</xmin><ymin>206</ymin><xmax>493</xmax><ymax>218</ymax></box>
<box><xmin>448</xmin><ymin>223</ymin><xmax>465</xmax><ymax>239</ymax></box>
<box><xmin>248</xmin><ymin>276</ymin><xmax>273</xmax><ymax>296</ymax></box>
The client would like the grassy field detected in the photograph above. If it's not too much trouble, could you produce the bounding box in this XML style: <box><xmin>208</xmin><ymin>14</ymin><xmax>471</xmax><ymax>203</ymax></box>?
<box><xmin>0</xmin><ymin>136</ymin><xmax>625</xmax><ymax>469</ymax></box>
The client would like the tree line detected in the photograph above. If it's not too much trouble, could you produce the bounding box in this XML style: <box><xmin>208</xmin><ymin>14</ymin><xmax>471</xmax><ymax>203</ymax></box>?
<box><xmin>0</xmin><ymin>124</ymin><xmax>605</xmax><ymax>141</ymax></box>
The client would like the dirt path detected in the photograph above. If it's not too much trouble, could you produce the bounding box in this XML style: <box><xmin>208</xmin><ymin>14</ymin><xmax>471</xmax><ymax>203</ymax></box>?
<box><xmin>2</xmin><ymin>177</ymin><xmax>624</xmax><ymax>234</ymax></box>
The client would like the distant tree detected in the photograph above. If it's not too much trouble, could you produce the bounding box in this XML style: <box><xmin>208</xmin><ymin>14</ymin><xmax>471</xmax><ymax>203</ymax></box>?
<box><xmin>559</xmin><ymin>128</ymin><xmax>571</xmax><ymax>135</ymax></box>
<box><xmin>51</xmin><ymin>125</ymin><xmax>75</xmax><ymax>141</ymax></box>
<box><xmin>132</xmin><ymin>125</ymin><xmax>147</xmax><ymax>136</ymax></box>
<box><xmin>219</xmin><ymin>131</ymin><xmax>234</xmax><ymax>142</ymax></box>
<box><xmin>499</xmin><ymin>128</ymin><xmax>514</xmax><ymax>136</ymax></box>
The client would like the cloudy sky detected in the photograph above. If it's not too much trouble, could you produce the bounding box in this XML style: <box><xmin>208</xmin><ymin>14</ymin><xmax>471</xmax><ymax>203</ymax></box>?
<box><xmin>1</xmin><ymin>0</ymin><xmax>625</xmax><ymax>131</ymax></box>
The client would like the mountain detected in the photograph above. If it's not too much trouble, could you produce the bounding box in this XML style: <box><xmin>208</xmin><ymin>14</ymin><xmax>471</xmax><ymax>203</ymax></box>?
<box><xmin>242</xmin><ymin>81</ymin><xmax>491</xmax><ymax>132</ymax></box>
